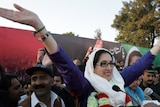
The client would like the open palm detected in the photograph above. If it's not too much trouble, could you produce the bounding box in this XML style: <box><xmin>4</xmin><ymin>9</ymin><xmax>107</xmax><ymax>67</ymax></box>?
<box><xmin>0</xmin><ymin>4</ymin><xmax>40</xmax><ymax>27</ymax></box>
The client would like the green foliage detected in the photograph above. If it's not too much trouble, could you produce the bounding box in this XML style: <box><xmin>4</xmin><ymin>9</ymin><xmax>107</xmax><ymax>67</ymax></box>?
<box><xmin>94</xmin><ymin>29</ymin><xmax>102</xmax><ymax>40</ymax></box>
<box><xmin>62</xmin><ymin>32</ymin><xmax>77</xmax><ymax>36</ymax></box>
<box><xmin>112</xmin><ymin>0</ymin><xmax>160</xmax><ymax>48</ymax></box>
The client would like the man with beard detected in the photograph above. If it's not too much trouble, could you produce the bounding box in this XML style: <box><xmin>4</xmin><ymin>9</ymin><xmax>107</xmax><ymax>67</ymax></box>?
<box><xmin>0</xmin><ymin>74</ymin><xmax>23</xmax><ymax>107</ymax></box>
<box><xmin>19</xmin><ymin>64</ymin><xmax>65</xmax><ymax>107</ymax></box>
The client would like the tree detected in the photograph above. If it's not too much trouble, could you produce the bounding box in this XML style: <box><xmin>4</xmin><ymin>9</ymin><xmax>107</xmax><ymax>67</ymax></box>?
<box><xmin>62</xmin><ymin>32</ymin><xmax>79</xmax><ymax>36</ymax></box>
<box><xmin>111</xmin><ymin>0</ymin><xmax>160</xmax><ymax>48</ymax></box>
<box><xmin>94</xmin><ymin>29</ymin><xmax>102</xmax><ymax>40</ymax></box>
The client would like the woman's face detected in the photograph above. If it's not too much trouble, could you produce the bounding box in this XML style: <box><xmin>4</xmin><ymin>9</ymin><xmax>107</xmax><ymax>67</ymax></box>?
<box><xmin>129</xmin><ymin>56</ymin><xmax>140</xmax><ymax>65</ymax></box>
<box><xmin>129</xmin><ymin>76</ymin><xmax>142</xmax><ymax>90</ymax></box>
<box><xmin>94</xmin><ymin>53</ymin><xmax>114</xmax><ymax>80</ymax></box>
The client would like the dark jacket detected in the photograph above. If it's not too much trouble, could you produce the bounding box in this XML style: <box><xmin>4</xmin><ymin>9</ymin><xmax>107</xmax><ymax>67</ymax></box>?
<box><xmin>0</xmin><ymin>90</ymin><xmax>9</xmax><ymax>107</ymax></box>
<box><xmin>51</xmin><ymin>86</ymin><xmax>76</xmax><ymax>107</ymax></box>
<box><xmin>0</xmin><ymin>89</ymin><xmax>18</xmax><ymax>107</ymax></box>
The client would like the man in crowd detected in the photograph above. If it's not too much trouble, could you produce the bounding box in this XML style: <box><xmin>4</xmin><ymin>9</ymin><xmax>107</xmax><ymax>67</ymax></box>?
<box><xmin>140</xmin><ymin>66</ymin><xmax>155</xmax><ymax>91</ymax></box>
<box><xmin>36</xmin><ymin>48</ymin><xmax>76</xmax><ymax>107</ymax></box>
<box><xmin>0</xmin><ymin>74</ymin><xmax>23</xmax><ymax>107</ymax></box>
<box><xmin>140</xmin><ymin>66</ymin><xmax>156</xmax><ymax>100</ymax></box>
<box><xmin>52</xmin><ymin>72</ymin><xmax>76</xmax><ymax>107</ymax></box>
<box><xmin>150</xmin><ymin>67</ymin><xmax>160</xmax><ymax>101</ymax></box>
<box><xmin>19</xmin><ymin>64</ymin><xmax>65</xmax><ymax>107</ymax></box>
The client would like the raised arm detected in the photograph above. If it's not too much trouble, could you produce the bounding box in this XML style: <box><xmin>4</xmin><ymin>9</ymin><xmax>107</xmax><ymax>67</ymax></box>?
<box><xmin>150</xmin><ymin>41</ymin><xmax>160</xmax><ymax>55</ymax></box>
<box><xmin>0</xmin><ymin>4</ymin><xmax>57</xmax><ymax>54</ymax></box>
<box><xmin>0</xmin><ymin>4</ymin><xmax>92</xmax><ymax>98</ymax></box>
<box><xmin>121</xmin><ymin>40</ymin><xmax>160</xmax><ymax>86</ymax></box>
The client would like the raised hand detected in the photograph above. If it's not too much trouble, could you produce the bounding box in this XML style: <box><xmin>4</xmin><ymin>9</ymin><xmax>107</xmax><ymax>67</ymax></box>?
<box><xmin>0</xmin><ymin>4</ymin><xmax>43</xmax><ymax>30</ymax></box>
<box><xmin>42</xmin><ymin>54</ymin><xmax>53</xmax><ymax>66</ymax></box>
<box><xmin>37</xmin><ymin>48</ymin><xmax>45</xmax><ymax>63</ymax></box>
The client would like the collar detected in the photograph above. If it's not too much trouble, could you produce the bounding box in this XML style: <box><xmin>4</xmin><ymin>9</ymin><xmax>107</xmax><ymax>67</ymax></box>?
<box><xmin>31</xmin><ymin>91</ymin><xmax>58</xmax><ymax>107</ymax></box>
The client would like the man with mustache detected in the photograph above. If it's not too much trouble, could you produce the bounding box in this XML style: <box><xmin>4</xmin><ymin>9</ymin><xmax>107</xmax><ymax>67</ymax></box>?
<box><xmin>19</xmin><ymin>64</ymin><xmax>65</xmax><ymax>107</ymax></box>
<box><xmin>140</xmin><ymin>66</ymin><xmax>155</xmax><ymax>91</ymax></box>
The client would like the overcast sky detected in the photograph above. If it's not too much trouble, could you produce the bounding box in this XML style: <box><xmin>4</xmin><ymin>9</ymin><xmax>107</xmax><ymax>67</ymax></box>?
<box><xmin>0</xmin><ymin>0</ymin><xmax>130</xmax><ymax>42</ymax></box>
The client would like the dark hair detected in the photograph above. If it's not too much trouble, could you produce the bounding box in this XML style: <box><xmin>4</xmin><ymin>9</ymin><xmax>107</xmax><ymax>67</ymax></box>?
<box><xmin>0</xmin><ymin>74</ymin><xmax>17</xmax><ymax>90</ymax></box>
<box><xmin>51</xmin><ymin>64</ymin><xmax>58</xmax><ymax>75</ymax></box>
<box><xmin>128</xmin><ymin>51</ymin><xmax>142</xmax><ymax>66</ymax></box>
<box><xmin>0</xmin><ymin>65</ymin><xmax>5</xmax><ymax>75</ymax></box>
<box><xmin>155</xmin><ymin>67</ymin><xmax>160</xmax><ymax>74</ymax></box>
<box><xmin>54</xmin><ymin>72</ymin><xmax>64</xmax><ymax>84</ymax></box>
<box><xmin>21</xmin><ymin>79</ymin><xmax>31</xmax><ymax>88</ymax></box>
<box><xmin>93</xmin><ymin>50</ymin><xmax>113</xmax><ymax>68</ymax></box>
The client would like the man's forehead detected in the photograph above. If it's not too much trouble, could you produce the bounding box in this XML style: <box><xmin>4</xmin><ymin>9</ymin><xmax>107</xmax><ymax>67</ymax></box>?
<box><xmin>31</xmin><ymin>71</ymin><xmax>50</xmax><ymax>77</ymax></box>
<box><xmin>54</xmin><ymin>76</ymin><xmax>61</xmax><ymax>80</ymax></box>
<box><xmin>144</xmin><ymin>72</ymin><xmax>154</xmax><ymax>76</ymax></box>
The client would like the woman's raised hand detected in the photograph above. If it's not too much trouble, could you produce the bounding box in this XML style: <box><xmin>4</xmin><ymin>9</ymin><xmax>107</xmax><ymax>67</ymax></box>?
<box><xmin>0</xmin><ymin>4</ymin><xmax>43</xmax><ymax>30</ymax></box>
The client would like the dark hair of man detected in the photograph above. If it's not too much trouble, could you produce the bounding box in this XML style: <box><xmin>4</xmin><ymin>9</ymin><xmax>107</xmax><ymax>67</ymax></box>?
<box><xmin>93</xmin><ymin>50</ymin><xmax>113</xmax><ymax>68</ymax></box>
<box><xmin>54</xmin><ymin>72</ymin><xmax>64</xmax><ymax>84</ymax></box>
<box><xmin>0</xmin><ymin>74</ymin><xmax>17</xmax><ymax>90</ymax></box>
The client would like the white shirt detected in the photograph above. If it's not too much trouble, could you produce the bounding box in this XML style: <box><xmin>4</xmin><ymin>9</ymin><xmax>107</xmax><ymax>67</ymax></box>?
<box><xmin>31</xmin><ymin>91</ymin><xmax>65</xmax><ymax>107</ymax></box>
<box><xmin>18</xmin><ymin>94</ymin><xmax>28</xmax><ymax>104</ymax></box>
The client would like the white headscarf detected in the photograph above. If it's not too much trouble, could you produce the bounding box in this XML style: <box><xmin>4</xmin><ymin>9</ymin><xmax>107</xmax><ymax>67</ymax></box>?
<box><xmin>124</xmin><ymin>46</ymin><xmax>141</xmax><ymax>67</ymax></box>
<box><xmin>84</xmin><ymin>48</ymin><xmax>126</xmax><ymax>106</ymax></box>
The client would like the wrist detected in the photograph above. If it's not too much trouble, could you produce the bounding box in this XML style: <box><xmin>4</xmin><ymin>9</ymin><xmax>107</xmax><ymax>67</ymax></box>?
<box><xmin>38</xmin><ymin>29</ymin><xmax>48</xmax><ymax>35</ymax></box>
<box><xmin>33</xmin><ymin>19</ymin><xmax>44</xmax><ymax>30</ymax></box>
<box><xmin>34</xmin><ymin>26</ymin><xmax>48</xmax><ymax>37</ymax></box>
<box><xmin>38</xmin><ymin>32</ymin><xmax>51</xmax><ymax>42</ymax></box>
<box><xmin>33</xmin><ymin>20</ymin><xmax>48</xmax><ymax>35</ymax></box>
<box><xmin>34</xmin><ymin>26</ymin><xmax>45</xmax><ymax>36</ymax></box>
<box><xmin>154</xmin><ymin>44</ymin><xmax>160</xmax><ymax>49</ymax></box>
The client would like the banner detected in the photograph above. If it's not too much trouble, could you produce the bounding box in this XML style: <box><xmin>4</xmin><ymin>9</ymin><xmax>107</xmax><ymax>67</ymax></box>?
<box><xmin>1</xmin><ymin>26</ymin><xmax>160</xmax><ymax>77</ymax></box>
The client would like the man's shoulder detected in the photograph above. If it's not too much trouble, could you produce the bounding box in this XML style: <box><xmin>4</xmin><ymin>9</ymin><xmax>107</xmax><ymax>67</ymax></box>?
<box><xmin>54</xmin><ymin>95</ymin><xmax>63</xmax><ymax>107</ymax></box>
<box><xmin>19</xmin><ymin>96</ymin><xmax>31</xmax><ymax>107</ymax></box>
